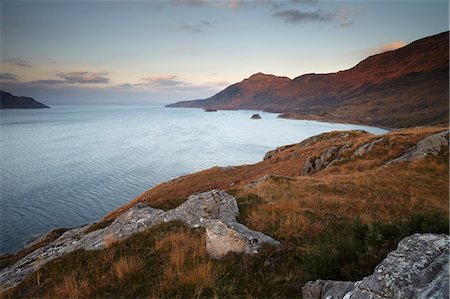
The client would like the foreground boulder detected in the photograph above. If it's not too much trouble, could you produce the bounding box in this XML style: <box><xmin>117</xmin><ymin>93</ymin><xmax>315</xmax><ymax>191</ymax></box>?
<box><xmin>386</xmin><ymin>130</ymin><xmax>449</xmax><ymax>164</ymax></box>
<box><xmin>0</xmin><ymin>190</ymin><xmax>280</xmax><ymax>290</ymax></box>
<box><xmin>302</xmin><ymin>233</ymin><xmax>449</xmax><ymax>299</ymax></box>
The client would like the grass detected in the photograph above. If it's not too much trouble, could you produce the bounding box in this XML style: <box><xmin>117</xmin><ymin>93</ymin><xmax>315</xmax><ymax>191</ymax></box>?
<box><xmin>3</xmin><ymin>211</ymin><xmax>447</xmax><ymax>299</ymax></box>
<box><xmin>0</xmin><ymin>228</ymin><xmax>68</xmax><ymax>270</ymax></box>
<box><xmin>1</xmin><ymin>126</ymin><xmax>448</xmax><ymax>298</ymax></box>
<box><xmin>114</xmin><ymin>256</ymin><xmax>144</xmax><ymax>281</ymax></box>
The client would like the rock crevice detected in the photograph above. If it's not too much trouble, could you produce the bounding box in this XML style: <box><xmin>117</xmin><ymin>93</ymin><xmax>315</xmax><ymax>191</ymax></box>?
<box><xmin>302</xmin><ymin>233</ymin><xmax>450</xmax><ymax>299</ymax></box>
<box><xmin>0</xmin><ymin>190</ymin><xmax>280</xmax><ymax>291</ymax></box>
<box><xmin>386</xmin><ymin>130</ymin><xmax>449</xmax><ymax>164</ymax></box>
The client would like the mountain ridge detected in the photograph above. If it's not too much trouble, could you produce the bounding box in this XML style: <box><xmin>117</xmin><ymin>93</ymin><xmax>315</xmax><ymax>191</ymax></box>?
<box><xmin>0</xmin><ymin>90</ymin><xmax>50</xmax><ymax>109</ymax></box>
<box><xmin>167</xmin><ymin>31</ymin><xmax>449</xmax><ymax>128</ymax></box>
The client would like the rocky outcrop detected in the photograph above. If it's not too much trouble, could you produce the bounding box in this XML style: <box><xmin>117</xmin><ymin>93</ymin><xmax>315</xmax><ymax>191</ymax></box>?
<box><xmin>251</xmin><ymin>113</ymin><xmax>261</xmax><ymax>119</ymax></box>
<box><xmin>263</xmin><ymin>144</ymin><xmax>296</xmax><ymax>161</ymax></box>
<box><xmin>301</xmin><ymin>143</ymin><xmax>351</xmax><ymax>176</ymax></box>
<box><xmin>302</xmin><ymin>233</ymin><xmax>449</xmax><ymax>299</ymax></box>
<box><xmin>302</xmin><ymin>280</ymin><xmax>356</xmax><ymax>299</ymax></box>
<box><xmin>352</xmin><ymin>137</ymin><xmax>386</xmax><ymax>158</ymax></box>
<box><xmin>386</xmin><ymin>130</ymin><xmax>449</xmax><ymax>164</ymax></box>
<box><xmin>0</xmin><ymin>190</ymin><xmax>280</xmax><ymax>291</ymax></box>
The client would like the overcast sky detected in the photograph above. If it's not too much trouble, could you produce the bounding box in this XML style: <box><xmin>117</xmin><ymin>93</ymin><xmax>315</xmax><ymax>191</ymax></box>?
<box><xmin>1</xmin><ymin>0</ymin><xmax>448</xmax><ymax>105</ymax></box>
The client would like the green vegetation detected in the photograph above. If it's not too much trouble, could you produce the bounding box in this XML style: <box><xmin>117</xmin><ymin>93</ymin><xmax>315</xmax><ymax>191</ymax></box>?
<box><xmin>3</xmin><ymin>212</ymin><xmax>447</xmax><ymax>299</ymax></box>
<box><xmin>0</xmin><ymin>228</ymin><xmax>68</xmax><ymax>271</ymax></box>
<box><xmin>303</xmin><ymin>211</ymin><xmax>449</xmax><ymax>281</ymax></box>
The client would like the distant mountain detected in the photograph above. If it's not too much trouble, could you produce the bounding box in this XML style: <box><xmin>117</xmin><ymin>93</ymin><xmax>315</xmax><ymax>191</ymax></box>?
<box><xmin>167</xmin><ymin>31</ymin><xmax>449</xmax><ymax>128</ymax></box>
<box><xmin>0</xmin><ymin>90</ymin><xmax>50</xmax><ymax>109</ymax></box>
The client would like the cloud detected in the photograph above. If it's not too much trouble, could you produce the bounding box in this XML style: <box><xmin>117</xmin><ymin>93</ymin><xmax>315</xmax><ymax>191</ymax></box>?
<box><xmin>367</xmin><ymin>41</ymin><xmax>406</xmax><ymax>55</ymax></box>
<box><xmin>141</xmin><ymin>75</ymin><xmax>185</xmax><ymax>87</ymax></box>
<box><xmin>335</xmin><ymin>6</ymin><xmax>366</xmax><ymax>28</ymax></box>
<box><xmin>28</xmin><ymin>79</ymin><xmax>66</xmax><ymax>85</ymax></box>
<box><xmin>0</xmin><ymin>73</ymin><xmax>19</xmax><ymax>81</ymax></box>
<box><xmin>171</xmin><ymin>0</ymin><xmax>242</xmax><ymax>9</ymax></box>
<box><xmin>339</xmin><ymin>21</ymin><xmax>353</xmax><ymax>28</ymax></box>
<box><xmin>2</xmin><ymin>58</ymin><xmax>32</xmax><ymax>68</ymax></box>
<box><xmin>290</xmin><ymin>0</ymin><xmax>319</xmax><ymax>4</ymax></box>
<box><xmin>272</xmin><ymin>6</ymin><xmax>365</xmax><ymax>27</ymax></box>
<box><xmin>56</xmin><ymin>71</ymin><xmax>110</xmax><ymax>84</ymax></box>
<box><xmin>15</xmin><ymin>71</ymin><xmax>110</xmax><ymax>86</ymax></box>
<box><xmin>116</xmin><ymin>75</ymin><xmax>187</xmax><ymax>90</ymax></box>
<box><xmin>172</xmin><ymin>20</ymin><xmax>213</xmax><ymax>33</ymax></box>
<box><xmin>115</xmin><ymin>75</ymin><xmax>230</xmax><ymax>94</ymax></box>
<box><xmin>378</xmin><ymin>41</ymin><xmax>406</xmax><ymax>52</ymax></box>
<box><xmin>272</xmin><ymin>9</ymin><xmax>334</xmax><ymax>23</ymax></box>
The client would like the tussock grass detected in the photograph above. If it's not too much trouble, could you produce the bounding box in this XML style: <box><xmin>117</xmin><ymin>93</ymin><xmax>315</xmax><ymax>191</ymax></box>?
<box><xmin>2</xmin><ymin>126</ymin><xmax>448</xmax><ymax>298</ymax></box>
<box><xmin>48</xmin><ymin>273</ymin><xmax>91</xmax><ymax>299</ymax></box>
<box><xmin>114</xmin><ymin>256</ymin><xmax>144</xmax><ymax>281</ymax></box>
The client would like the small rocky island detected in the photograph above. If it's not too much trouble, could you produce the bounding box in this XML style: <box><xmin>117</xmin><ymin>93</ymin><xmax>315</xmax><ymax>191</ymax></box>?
<box><xmin>250</xmin><ymin>113</ymin><xmax>261</xmax><ymax>119</ymax></box>
<box><xmin>0</xmin><ymin>90</ymin><xmax>50</xmax><ymax>109</ymax></box>
<box><xmin>204</xmin><ymin>108</ymin><xmax>217</xmax><ymax>112</ymax></box>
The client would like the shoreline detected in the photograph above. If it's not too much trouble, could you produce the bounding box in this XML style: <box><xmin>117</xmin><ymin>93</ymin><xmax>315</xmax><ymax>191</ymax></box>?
<box><xmin>1</xmin><ymin>110</ymin><xmax>393</xmax><ymax>257</ymax></box>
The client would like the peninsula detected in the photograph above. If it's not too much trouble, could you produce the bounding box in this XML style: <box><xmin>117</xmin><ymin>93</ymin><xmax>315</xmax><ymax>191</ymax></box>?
<box><xmin>0</xmin><ymin>90</ymin><xmax>50</xmax><ymax>109</ymax></box>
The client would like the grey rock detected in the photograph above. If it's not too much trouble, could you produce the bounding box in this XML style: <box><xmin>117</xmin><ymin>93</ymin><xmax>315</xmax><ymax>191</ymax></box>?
<box><xmin>302</xmin><ymin>233</ymin><xmax>449</xmax><ymax>299</ymax></box>
<box><xmin>0</xmin><ymin>190</ymin><xmax>280</xmax><ymax>291</ymax></box>
<box><xmin>352</xmin><ymin>138</ymin><xmax>385</xmax><ymax>158</ymax></box>
<box><xmin>301</xmin><ymin>144</ymin><xmax>351</xmax><ymax>176</ymax></box>
<box><xmin>386</xmin><ymin>130</ymin><xmax>449</xmax><ymax>164</ymax></box>
<box><xmin>220</xmin><ymin>166</ymin><xmax>235</xmax><ymax>171</ymax></box>
<box><xmin>302</xmin><ymin>280</ymin><xmax>355</xmax><ymax>299</ymax></box>
<box><xmin>264</xmin><ymin>144</ymin><xmax>296</xmax><ymax>161</ymax></box>
<box><xmin>163</xmin><ymin>190</ymin><xmax>239</xmax><ymax>227</ymax></box>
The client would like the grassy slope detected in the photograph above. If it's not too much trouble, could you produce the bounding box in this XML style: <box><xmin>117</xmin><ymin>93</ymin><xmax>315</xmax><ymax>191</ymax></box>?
<box><xmin>2</xmin><ymin>126</ymin><xmax>449</xmax><ymax>298</ymax></box>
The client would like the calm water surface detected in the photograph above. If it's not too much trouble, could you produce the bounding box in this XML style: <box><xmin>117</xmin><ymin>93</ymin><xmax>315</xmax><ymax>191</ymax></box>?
<box><xmin>0</xmin><ymin>105</ymin><xmax>387</xmax><ymax>253</ymax></box>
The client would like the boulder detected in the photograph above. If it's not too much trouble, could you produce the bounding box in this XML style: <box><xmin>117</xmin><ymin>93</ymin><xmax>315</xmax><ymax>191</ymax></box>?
<box><xmin>301</xmin><ymin>145</ymin><xmax>351</xmax><ymax>176</ymax></box>
<box><xmin>251</xmin><ymin>113</ymin><xmax>261</xmax><ymax>119</ymax></box>
<box><xmin>0</xmin><ymin>190</ymin><xmax>281</xmax><ymax>291</ymax></box>
<box><xmin>386</xmin><ymin>130</ymin><xmax>449</xmax><ymax>164</ymax></box>
<box><xmin>352</xmin><ymin>138</ymin><xmax>386</xmax><ymax>158</ymax></box>
<box><xmin>302</xmin><ymin>233</ymin><xmax>450</xmax><ymax>299</ymax></box>
<box><xmin>302</xmin><ymin>280</ymin><xmax>355</xmax><ymax>299</ymax></box>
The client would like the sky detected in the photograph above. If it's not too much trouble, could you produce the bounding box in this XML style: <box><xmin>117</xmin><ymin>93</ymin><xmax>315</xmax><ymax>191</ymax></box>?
<box><xmin>1</xmin><ymin>0</ymin><xmax>449</xmax><ymax>105</ymax></box>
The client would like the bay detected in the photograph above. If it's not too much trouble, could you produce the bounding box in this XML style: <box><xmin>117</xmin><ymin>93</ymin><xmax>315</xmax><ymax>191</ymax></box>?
<box><xmin>0</xmin><ymin>105</ymin><xmax>387</xmax><ymax>254</ymax></box>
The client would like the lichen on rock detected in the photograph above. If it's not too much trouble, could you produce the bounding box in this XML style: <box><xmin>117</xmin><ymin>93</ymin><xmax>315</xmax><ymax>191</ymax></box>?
<box><xmin>302</xmin><ymin>233</ymin><xmax>450</xmax><ymax>299</ymax></box>
<box><xmin>0</xmin><ymin>190</ymin><xmax>281</xmax><ymax>291</ymax></box>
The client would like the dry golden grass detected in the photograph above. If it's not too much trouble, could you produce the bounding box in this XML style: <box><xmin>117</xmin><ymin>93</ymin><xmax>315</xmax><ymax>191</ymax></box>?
<box><xmin>103</xmin><ymin>234</ymin><xmax>117</xmax><ymax>248</ymax></box>
<box><xmin>237</xmin><ymin>153</ymin><xmax>448</xmax><ymax>241</ymax></box>
<box><xmin>114</xmin><ymin>256</ymin><xmax>144</xmax><ymax>281</ymax></box>
<box><xmin>153</xmin><ymin>230</ymin><xmax>215</xmax><ymax>296</ymax></box>
<box><xmin>48</xmin><ymin>273</ymin><xmax>91</xmax><ymax>299</ymax></box>
<box><xmin>3</xmin><ymin>125</ymin><xmax>449</xmax><ymax>299</ymax></box>
<box><xmin>97</xmin><ymin>126</ymin><xmax>448</xmax><ymax>244</ymax></box>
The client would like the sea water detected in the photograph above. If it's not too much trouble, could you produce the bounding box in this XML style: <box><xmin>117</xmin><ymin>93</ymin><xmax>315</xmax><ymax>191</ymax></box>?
<box><xmin>0</xmin><ymin>105</ymin><xmax>387</xmax><ymax>253</ymax></box>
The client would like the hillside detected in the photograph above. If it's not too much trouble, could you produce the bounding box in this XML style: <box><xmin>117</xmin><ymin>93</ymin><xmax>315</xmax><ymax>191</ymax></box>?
<box><xmin>2</xmin><ymin>125</ymin><xmax>448</xmax><ymax>298</ymax></box>
<box><xmin>0</xmin><ymin>90</ymin><xmax>50</xmax><ymax>109</ymax></box>
<box><xmin>167</xmin><ymin>31</ymin><xmax>449</xmax><ymax>128</ymax></box>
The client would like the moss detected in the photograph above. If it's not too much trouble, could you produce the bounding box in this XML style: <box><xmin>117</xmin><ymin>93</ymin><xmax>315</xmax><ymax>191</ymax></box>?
<box><xmin>3</xmin><ymin>212</ymin><xmax>448</xmax><ymax>299</ymax></box>
<box><xmin>84</xmin><ymin>219</ymin><xmax>114</xmax><ymax>234</ymax></box>
<box><xmin>236</xmin><ymin>193</ymin><xmax>265</xmax><ymax>224</ymax></box>
<box><xmin>151</xmin><ymin>197</ymin><xmax>188</xmax><ymax>210</ymax></box>
<box><xmin>302</xmin><ymin>211</ymin><xmax>449</xmax><ymax>281</ymax></box>
<box><xmin>0</xmin><ymin>228</ymin><xmax>68</xmax><ymax>270</ymax></box>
